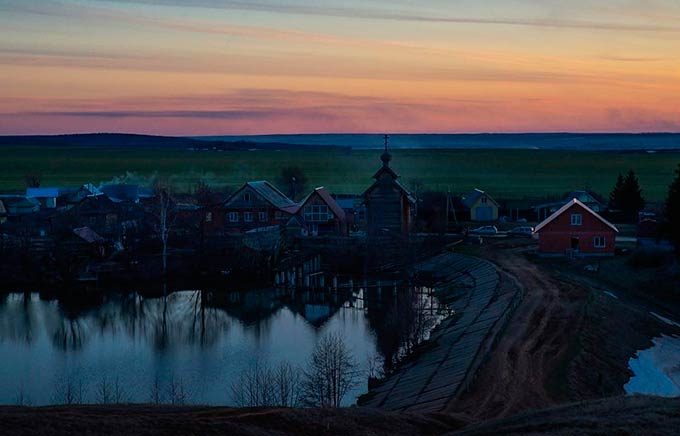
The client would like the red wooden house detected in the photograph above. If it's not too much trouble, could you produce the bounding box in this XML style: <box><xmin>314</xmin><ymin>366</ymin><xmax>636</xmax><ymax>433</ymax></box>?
<box><xmin>296</xmin><ymin>187</ymin><xmax>347</xmax><ymax>236</ymax></box>
<box><xmin>223</xmin><ymin>181</ymin><xmax>299</xmax><ymax>233</ymax></box>
<box><xmin>534</xmin><ymin>198</ymin><xmax>618</xmax><ymax>257</ymax></box>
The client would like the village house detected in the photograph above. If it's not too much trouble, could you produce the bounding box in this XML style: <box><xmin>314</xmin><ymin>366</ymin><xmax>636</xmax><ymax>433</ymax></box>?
<box><xmin>0</xmin><ymin>198</ymin><xmax>8</xmax><ymax>224</ymax></box>
<box><xmin>0</xmin><ymin>195</ymin><xmax>40</xmax><ymax>217</ymax></box>
<box><xmin>224</xmin><ymin>181</ymin><xmax>299</xmax><ymax>233</ymax></box>
<box><xmin>100</xmin><ymin>184</ymin><xmax>141</xmax><ymax>203</ymax></box>
<box><xmin>26</xmin><ymin>187</ymin><xmax>60</xmax><ymax>209</ymax></box>
<box><xmin>363</xmin><ymin>136</ymin><xmax>415</xmax><ymax>239</ymax></box>
<box><xmin>534</xmin><ymin>198</ymin><xmax>618</xmax><ymax>257</ymax></box>
<box><xmin>462</xmin><ymin>188</ymin><xmax>499</xmax><ymax>221</ymax></box>
<box><xmin>533</xmin><ymin>190</ymin><xmax>605</xmax><ymax>221</ymax></box>
<box><xmin>333</xmin><ymin>194</ymin><xmax>366</xmax><ymax>231</ymax></box>
<box><xmin>295</xmin><ymin>187</ymin><xmax>347</xmax><ymax>236</ymax></box>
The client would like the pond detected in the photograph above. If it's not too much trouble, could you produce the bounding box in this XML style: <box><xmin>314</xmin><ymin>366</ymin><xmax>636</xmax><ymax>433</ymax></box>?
<box><xmin>624</xmin><ymin>333</ymin><xmax>680</xmax><ymax>397</ymax></box>
<box><xmin>0</xmin><ymin>287</ymin><xmax>442</xmax><ymax>406</ymax></box>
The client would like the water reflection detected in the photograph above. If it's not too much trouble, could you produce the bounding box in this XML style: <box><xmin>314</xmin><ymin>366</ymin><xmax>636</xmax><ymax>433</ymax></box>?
<box><xmin>0</xmin><ymin>285</ymin><xmax>444</xmax><ymax>406</ymax></box>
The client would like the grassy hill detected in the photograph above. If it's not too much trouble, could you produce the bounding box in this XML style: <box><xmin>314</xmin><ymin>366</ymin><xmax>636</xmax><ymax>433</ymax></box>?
<box><xmin>0</xmin><ymin>144</ymin><xmax>677</xmax><ymax>202</ymax></box>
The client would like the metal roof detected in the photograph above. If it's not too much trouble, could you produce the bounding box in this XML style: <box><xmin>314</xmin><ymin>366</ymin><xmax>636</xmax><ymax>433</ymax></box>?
<box><xmin>534</xmin><ymin>198</ymin><xmax>619</xmax><ymax>233</ymax></box>
<box><xmin>533</xmin><ymin>190</ymin><xmax>603</xmax><ymax>210</ymax></box>
<box><xmin>462</xmin><ymin>188</ymin><xmax>499</xmax><ymax>209</ymax></box>
<box><xmin>26</xmin><ymin>187</ymin><xmax>60</xmax><ymax>198</ymax></box>
<box><xmin>101</xmin><ymin>184</ymin><xmax>139</xmax><ymax>203</ymax></box>
<box><xmin>230</xmin><ymin>181</ymin><xmax>297</xmax><ymax>210</ymax></box>
<box><xmin>298</xmin><ymin>187</ymin><xmax>346</xmax><ymax>221</ymax></box>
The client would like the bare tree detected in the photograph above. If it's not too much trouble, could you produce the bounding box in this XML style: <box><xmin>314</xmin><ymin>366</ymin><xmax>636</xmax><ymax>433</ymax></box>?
<box><xmin>14</xmin><ymin>383</ymin><xmax>31</xmax><ymax>406</ymax></box>
<box><xmin>95</xmin><ymin>376</ymin><xmax>112</xmax><ymax>404</ymax></box>
<box><xmin>150</xmin><ymin>375</ymin><xmax>163</xmax><ymax>405</ymax></box>
<box><xmin>167</xmin><ymin>375</ymin><xmax>188</xmax><ymax>405</ymax></box>
<box><xmin>273</xmin><ymin>361</ymin><xmax>301</xmax><ymax>407</ymax></box>
<box><xmin>230</xmin><ymin>361</ymin><xmax>301</xmax><ymax>407</ymax></box>
<box><xmin>152</xmin><ymin>178</ymin><xmax>176</xmax><ymax>275</ymax></box>
<box><xmin>300</xmin><ymin>333</ymin><xmax>360</xmax><ymax>408</ymax></box>
<box><xmin>230</xmin><ymin>361</ymin><xmax>275</xmax><ymax>407</ymax></box>
<box><xmin>112</xmin><ymin>376</ymin><xmax>127</xmax><ymax>403</ymax></box>
<box><xmin>194</xmin><ymin>179</ymin><xmax>213</xmax><ymax>259</ymax></box>
<box><xmin>52</xmin><ymin>377</ymin><xmax>85</xmax><ymax>405</ymax></box>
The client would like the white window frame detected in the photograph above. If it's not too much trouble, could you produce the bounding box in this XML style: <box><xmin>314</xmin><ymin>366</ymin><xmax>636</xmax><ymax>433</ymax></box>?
<box><xmin>228</xmin><ymin>211</ymin><xmax>239</xmax><ymax>223</ymax></box>
<box><xmin>205</xmin><ymin>211</ymin><xmax>213</xmax><ymax>223</ymax></box>
<box><xmin>304</xmin><ymin>204</ymin><xmax>331</xmax><ymax>222</ymax></box>
<box><xmin>244</xmin><ymin>211</ymin><xmax>253</xmax><ymax>222</ymax></box>
<box><xmin>570</xmin><ymin>213</ymin><xmax>582</xmax><ymax>226</ymax></box>
<box><xmin>593</xmin><ymin>235</ymin><xmax>606</xmax><ymax>248</ymax></box>
<box><xmin>258</xmin><ymin>211</ymin><xmax>267</xmax><ymax>222</ymax></box>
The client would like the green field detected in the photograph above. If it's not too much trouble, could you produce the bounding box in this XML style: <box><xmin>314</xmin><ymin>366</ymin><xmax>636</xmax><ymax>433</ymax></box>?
<box><xmin>0</xmin><ymin>146</ymin><xmax>677</xmax><ymax>202</ymax></box>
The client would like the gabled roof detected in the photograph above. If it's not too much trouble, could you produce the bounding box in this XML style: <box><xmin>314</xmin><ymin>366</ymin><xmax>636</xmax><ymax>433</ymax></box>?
<box><xmin>534</xmin><ymin>198</ymin><xmax>618</xmax><ymax>233</ymax></box>
<box><xmin>26</xmin><ymin>187</ymin><xmax>60</xmax><ymax>198</ymax></box>
<box><xmin>101</xmin><ymin>184</ymin><xmax>139</xmax><ymax>203</ymax></box>
<box><xmin>0</xmin><ymin>196</ymin><xmax>41</xmax><ymax>214</ymax></box>
<box><xmin>533</xmin><ymin>190</ymin><xmax>604</xmax><ymax>210</ymax></box>
<box><xmin>362</xmin><ymin>178</ymin><xmax>416</xmax><ymax>204</ymax></box>
<box><xmin>227</xmin><ymin>181</ymin><xmax>298</xmax><ymax>211</ymax></box>
<box><xmin>298</xmin><ymin>187</ymin><xmax>346</xmax><ymax>221</ymax></box>
<box><xmin>462</xmin><ymin>188</ymin><xmax>499</xmax><ymax>209</ymax></box>
<box><xmin>372</xmin><ymin>165</ymin><xmax>399</xmax><ymax>180</ymax></box>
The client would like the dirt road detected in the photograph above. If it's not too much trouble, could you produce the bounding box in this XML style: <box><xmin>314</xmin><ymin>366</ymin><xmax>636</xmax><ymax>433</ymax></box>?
<box><xmin>445</xmin><ymin>242</ymin><xmax>585</xmax><ymax>419</ymax></box>
<box><xmin>446</xmin><ymin>240</ymin><xmax>678</xmax><ymax>421</ymax></box>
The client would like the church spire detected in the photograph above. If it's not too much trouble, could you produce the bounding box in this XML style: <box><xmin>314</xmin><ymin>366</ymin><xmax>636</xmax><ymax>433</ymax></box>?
<box><xmin>380</xmin><ymin>134</ymin><xmax>392</xmax><ymax>167</ymax></box>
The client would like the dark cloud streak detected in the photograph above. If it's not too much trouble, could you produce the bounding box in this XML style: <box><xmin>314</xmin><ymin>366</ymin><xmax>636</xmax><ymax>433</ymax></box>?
<box><xmin>99</xmin><ymin>0</ymin><xmax>680</xmax><ymax>33</ymax></box>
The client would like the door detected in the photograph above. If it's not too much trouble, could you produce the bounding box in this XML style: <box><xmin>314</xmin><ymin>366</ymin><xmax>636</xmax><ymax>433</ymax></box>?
<box><xmin>570</xmin><ymin>237</ymin><xmax>580</xmax><ymax>250</ymax></box>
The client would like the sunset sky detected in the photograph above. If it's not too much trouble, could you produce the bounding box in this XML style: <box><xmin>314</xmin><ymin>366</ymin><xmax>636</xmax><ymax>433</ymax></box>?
<box><xmin>1</xmin><ymin>0</ymin><xmax>679</xmax><ymax>135</ymax></box>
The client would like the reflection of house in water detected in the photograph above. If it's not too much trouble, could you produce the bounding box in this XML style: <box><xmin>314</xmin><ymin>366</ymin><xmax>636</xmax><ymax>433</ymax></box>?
<box><xmin>285</xmin><ymin>291</ymin><xmax>343</xmax><ymax>327</ymax></box>
<box><xmin>205</xmin><ymin>289</ymin><xmax>285</xmax><ymax>325</ymax></box>
<box><xmin>363</xmin><ymin>136</ymin><xmax>415</xmax><ymax>242</ymax></box>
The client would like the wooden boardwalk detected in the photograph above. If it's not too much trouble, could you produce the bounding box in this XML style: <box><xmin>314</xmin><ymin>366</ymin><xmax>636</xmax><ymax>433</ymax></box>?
<box><xmin>359</xmin><ymin>252</ymin><xmax>522</xmax><ymax>413</ymax></box>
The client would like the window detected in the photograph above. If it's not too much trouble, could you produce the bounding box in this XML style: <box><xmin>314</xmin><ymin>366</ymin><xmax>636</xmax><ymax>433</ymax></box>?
<box><xmin>593</xmin><ymin>236</ymin><xmax>606</xmax><ymax>248</ymax></box>
<box><xmin>570</xmin><ymin>213</ymin><xmax>582</xmax><ymax>226</ymax></box>
<box><xmin>244</xmin><ymin>212</ymin><xmax>253</xmax><ymax>222</ymax></box>
<box><xmin>229</xmin><ymin>211</ymin><xmax>239</xmax><ymax>222</ymax></box>
<box><xmin>205</xmin><ymin>212</ymin><xmax>213</xmax><ymax>223</ymax></box>
<box><xmin>481</xmin><ymin>197</ymin><xmax>488</xmax><ymax>204</ymax></box>
<box><xmin>243</xmin><ymin>192</ymin><xmax>251</xmax><ymax>202</ymax></box>
<box><xmin>258</xmin><ymin>211</ymin><xmax>267</xmax><ymax>222</ymax></box>
<box><xmin>304</xmin><ymin>204</ymin><xmax>331</xmax><ymax>222</ymax></box>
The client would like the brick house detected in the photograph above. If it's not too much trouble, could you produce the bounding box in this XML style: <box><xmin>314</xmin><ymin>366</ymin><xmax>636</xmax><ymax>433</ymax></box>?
<box><xmin>534</xmin><ymin>198</ymin><xmax>618</xmax><ymax>257</ymax></box>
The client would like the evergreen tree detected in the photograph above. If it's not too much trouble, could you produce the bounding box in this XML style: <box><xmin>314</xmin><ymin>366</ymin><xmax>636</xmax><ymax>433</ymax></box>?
<box><xmin>609</xmin><ymin>169</ymin><xmax>644</xmax><ymax>222</ymax></box>
<box><xmin>609</xmin><ymin>173</ymin><xmax>625</xmax><ymax>210</ymax></box>
<box><xmin>621</xmin><ymin>169</ymin><xmax>645</xmax><ymax>221</ymax></box>
<box><xmin>665</xmin><ymin>164</ymin><xmax>680</xmax><ymax>252</ymax></box>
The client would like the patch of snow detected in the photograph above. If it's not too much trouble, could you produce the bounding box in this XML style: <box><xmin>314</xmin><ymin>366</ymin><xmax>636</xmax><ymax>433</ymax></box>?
<box><xmin>650</xmin><ymin>312</ymin><xmax>680</xmax><ymax>329</ymax></box>
<box><xmin>603</xmin><ymin>291</ymin><xmax>619</xmax><ymax>300</ymax></box>
<box><xmin>624</xmin><ymin>334</ymin><xmax>680</xmax><ymax>397</ymax></box>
